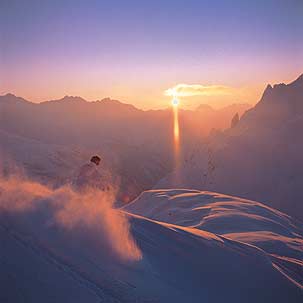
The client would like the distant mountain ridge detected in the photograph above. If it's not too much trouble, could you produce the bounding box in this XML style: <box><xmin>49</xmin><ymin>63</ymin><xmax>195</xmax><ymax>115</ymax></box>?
<box><xmin>239</xmin><ymin>73</ymin><xmax>303</xmax><ymax>126</ymax></box>
<box><xmin>1</xmin><ymin>92</ymin><xmax>249</xmax><ymax>112</ymax></box>
<box><xmin>0</xmin><ymin>92</ymin><xmax>250</xmax><ymax>147</ymax></box>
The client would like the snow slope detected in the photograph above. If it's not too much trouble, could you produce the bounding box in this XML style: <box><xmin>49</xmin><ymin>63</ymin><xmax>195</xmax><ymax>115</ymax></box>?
<box><xmin>0</xmin><ymin>224</ymin><xmax>100</xmax><ymax>303</ymax></box>
<box><xmin>124</xmin><ymin>189</ymin><xmax>303</xmax><ymax>288</ymax></box>
<box><xmin>0</xmin><ymin>183</ymin><xmax>302</xmax><ymax>302</ymax></box>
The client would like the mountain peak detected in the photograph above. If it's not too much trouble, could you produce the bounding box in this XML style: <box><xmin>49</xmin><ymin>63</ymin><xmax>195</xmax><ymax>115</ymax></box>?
<box><xmin>240</xmin><ymin>72</ymin><xmax>303</xmax><ymax>125</ymax></box>
<box><xmin>289</xmin><ymin>73</ymin><xmax>303</xmax><ymax>87</ymax></box>
<box><xmin>98</xmin><ymin>97</ymin><xmax>139</xmax><ymax>111</ymax></box>
<box><xmin>260</xmin><ymin>84</ymin><xmax>273</xmax><ymax>100</ymax></box>
<box><xmin>265</xmin><ymin>83</ymin><xmax>273</xmax><ymax>92</ymax></box>
<box><xmin>196</xmin><ymin>104</ymin><xmax>214</xmax><ymax>111</ymax></box>
<box><xmin>61</xmin><ymin>95</ymin><xmax>87</xmax><ymax>103</ymax></box>
<box><xmin>0</xmin><ymin>93</ymin><xmax>19</xmax><ymax>100</ymax></box>
<box><xmin>0</xmin><ymin>93</ymin><xmax>30</xmax><ymax>104</ymax></box>
<box><xmin>4</xmin><ymin>93</ymin><xmax>17</xmax><ymax>98</ymax></box>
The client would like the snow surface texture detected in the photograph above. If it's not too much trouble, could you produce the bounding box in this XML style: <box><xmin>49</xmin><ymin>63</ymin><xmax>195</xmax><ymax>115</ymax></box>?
<box><xmin>125</xmin><ymin>189</ymin><xmax>303</xmax><ymax>289</ymax></box>
<box><xmin>0</xmin><ymin>175</ymin><xmax>302</xmax><ymax>302</ymax></box>
<box><xmin>156</xmin><ymin>74</ymin><xmax>303</xmax><ymax>221</ymax></box>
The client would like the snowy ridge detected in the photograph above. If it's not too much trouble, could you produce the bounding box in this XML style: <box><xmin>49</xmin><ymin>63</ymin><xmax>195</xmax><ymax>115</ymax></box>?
<box><xmin>125</xmin><ymin>189</ymin><xmax>303</xmax><ymax>288</ymax></box>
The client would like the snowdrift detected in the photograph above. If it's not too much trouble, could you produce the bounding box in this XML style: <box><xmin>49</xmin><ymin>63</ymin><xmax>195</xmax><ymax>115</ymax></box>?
<box><xmin>125</xmin><ymin>189</ymin><xmax>303</xmax><ymax>288</ymax></box>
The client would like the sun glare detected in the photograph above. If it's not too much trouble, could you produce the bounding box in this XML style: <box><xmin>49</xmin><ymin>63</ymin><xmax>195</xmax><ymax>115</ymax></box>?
<box><xmin>172</xmin><ymin>98</ymin><xmax>179</xmax><ymax>107</ymax></box>
<box><xmin>172</xmin><ymin>98</ymin><xmax>180</xmax><ymax>160</ymax></box>
<box><xmin>171</xmin><ymin>96</ymin><xmax>181</xmax><ymax>185</ymax></box>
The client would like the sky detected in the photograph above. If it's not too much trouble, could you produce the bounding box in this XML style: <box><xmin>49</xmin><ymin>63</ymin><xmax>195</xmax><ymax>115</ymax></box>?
<box><xmin>1</xmin><ymin>0</ymin><xmax>302</xmax><ymax>109</ymax></box>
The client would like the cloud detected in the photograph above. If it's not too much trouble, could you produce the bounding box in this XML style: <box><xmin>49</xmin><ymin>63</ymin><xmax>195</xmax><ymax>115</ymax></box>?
<box><xmin>164</xmin><ymin>84</ymin><xmax>235</xmax><ymax>97</ymax></box>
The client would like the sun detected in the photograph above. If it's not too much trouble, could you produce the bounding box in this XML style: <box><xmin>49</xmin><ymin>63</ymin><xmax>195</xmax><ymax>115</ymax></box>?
<box><xmin>172</xmin><ymin>98</ymin><xmax>179</xmax><ymax>106</ymax></box>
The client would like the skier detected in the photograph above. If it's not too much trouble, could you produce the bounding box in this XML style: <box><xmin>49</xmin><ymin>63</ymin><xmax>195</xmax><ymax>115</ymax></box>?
<box><xmin>72</xmin><ymin>155</ymin><xmax>110</xmax><ymax>192</ymax></box>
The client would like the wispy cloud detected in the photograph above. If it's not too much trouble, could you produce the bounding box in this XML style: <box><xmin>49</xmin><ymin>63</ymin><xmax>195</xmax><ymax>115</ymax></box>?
<box><xmin>164</xmin><ymin>84</ymin><xmax>234</xmax><ymax>97</ymax></box>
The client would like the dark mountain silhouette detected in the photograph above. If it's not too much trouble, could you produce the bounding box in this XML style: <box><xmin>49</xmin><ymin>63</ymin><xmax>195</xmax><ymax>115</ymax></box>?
<box><xmin>239</xmin><ymin>73</ymin><xmax>303</xmax><ymax>126</ymax></box>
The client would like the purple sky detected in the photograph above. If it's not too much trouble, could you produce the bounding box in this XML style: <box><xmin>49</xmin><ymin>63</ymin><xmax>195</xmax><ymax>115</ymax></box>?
<box><xmin>1</xmin><ymin>0</ymin><xmax>302</xmax><ymax>109</ymax></box>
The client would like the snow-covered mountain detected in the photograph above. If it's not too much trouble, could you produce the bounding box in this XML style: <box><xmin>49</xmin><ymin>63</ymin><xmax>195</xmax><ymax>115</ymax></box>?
<box><xmin>1</xmin><ymin>184</ymin><xmax>302</xmax><ymax>302</ymax></box>
<box><xmin>157</xmin><ymin>74</ymin><xmax>303</xmax><ymax>221</ymax></box>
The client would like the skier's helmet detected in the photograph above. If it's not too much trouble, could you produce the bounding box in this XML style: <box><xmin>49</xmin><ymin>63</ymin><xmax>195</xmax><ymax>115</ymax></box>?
<box><xmin>90</xmin><ymin>155</ymin><xmax>101</xmax><ymax>166</ymax></box>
